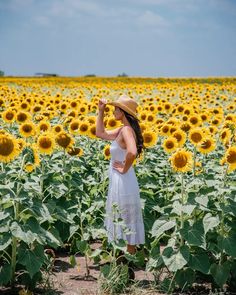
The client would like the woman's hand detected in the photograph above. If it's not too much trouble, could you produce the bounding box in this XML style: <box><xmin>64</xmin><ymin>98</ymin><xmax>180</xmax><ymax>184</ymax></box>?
<box><xmin>112</xmin><ymin>161</ymin><xmax>126</xmax><ymax>174</ymax></box>
<box><xmin>98</xmin><ymin>98</ymin><xmax>107</xmax><ymax>111</ymax></box>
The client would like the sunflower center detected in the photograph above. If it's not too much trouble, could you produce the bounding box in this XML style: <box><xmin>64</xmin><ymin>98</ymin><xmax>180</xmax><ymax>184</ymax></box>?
<box><xmin>166</xmin><ymin>141</ymin><xmax>174</xmax><ymax>149</ymax></box>
<box><xmin>105</xmin><ymin>148</ymin><xmax>110</xmax><ymax>156</ymax></box>
<box><xmin>227</xmin><ymin>151</ymin><xmax>236</xmax><ymax>164</ymax></box>
<box><xmin>6</xmin><ymin>112</ymin><xmax>14</xmax><ymax>120</ymax></box>
<box><xmin>174</xmin><ymin>133</ymin><xmax>181</xmax><ymax>142</ymax></box>
<box><xmin>55</xmin><ymin>126</ymin><xmax>62</xmax><ymax>132</ymax></box>
<box><xmin>39</xmin><ymin>137</ymin><xmax>52</xmax><ymax>149</ymax></box>
<box><xmin>56</xmin><ymin>133</ymin><xmax>71</xmax><ymax>148</ymax></box>
<box><xmin>144</xmin><ymin>134</ymin><xmax>152</xmax><ymax>143</ymax></box>
<box><xmin>190</xmin><ymin>117</ymin><xmax>198</xmax><ymax>125</ymax></box>
<box><xmin>17</xmin><ymin>113</ymin><xmax>27</xmax><ymax>122</ymax></box>
<box><xmin>201</xmin><ymin>140</ymin><xmax>211</xmax><ymax>149</ymax></box>
<box><xmin>174</xmin><ymin>153</ymin><xmax>188</xmax><ymax>168</ymax></box>
<box><xmin>40</xmin><ymin>124</ymin><xmax>48</xmax><ymax>131</ymax></box>
<box><xmin>80</xmin><ymin>124</ymin><xmax>88</xmax><ymax>132</ymax></box>
<box><xmin>191</xmin><ymin>132</ymin><xmax>202</xmax><ymax>143</ymax></box>
<box><xmin>23</xmin><ymin>124</ymin><xmax>33</xmax><ymax>133</ymax></box>
<box><xmin>221</xmin><ymin>131</ymin><xmax>226</xmax><ymax>139</ymax></box>
<box><xmin>71</xmin><ymin>123</ymin><xmax>79</xmax><ymax>130</ymax></box>
<box><xmin>90</xmin><ymin>126</ymin><xmax>96</xmax><ymax>135</ymax></box>
<box><xmin>0</xmin><ymin>137</ymin><xmax>14</xmax><ymax>156</ymax></box>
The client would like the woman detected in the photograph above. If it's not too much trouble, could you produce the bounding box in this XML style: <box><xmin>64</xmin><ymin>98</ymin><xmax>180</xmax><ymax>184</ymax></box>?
<box><xmin>96</xmin><ymin>94</ymin><xmax>145</xmax><ymax>255</ymax></box>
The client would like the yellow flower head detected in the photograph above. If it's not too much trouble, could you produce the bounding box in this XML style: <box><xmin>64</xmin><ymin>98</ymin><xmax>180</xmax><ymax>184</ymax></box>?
<box><xmin>37</xmin><ymin>132</ymin><xmax>55</xmax><ymax>155</ymax></box>
<box><xmin>163</xmin><ymin>136</ymin><xmax>178</xmax><ymax>154</ymax></box>
<box><xmin>0</xmin><ymin>133</ymin><xmax>20</xmax><ymax>163</ymax></box>
<box><xmin>189</xmin><ymin>127</ymin><xmax>205</xmax><ymax>146</ymax></box>
<box><xmin>197</xmin><ymin>137</ymin><xmax>216</xmax><ymax>154</ymax></box>
<box><xmin>170</xmin><ymin>148</ymin><xmax>193</xmax><ymax>173</ymax></box>
<box><xmin>143</xmin><ymin>130</ymin><xmax>158</xmax><ymax>148</ymax></box>
<box><xmin>19</xmin><ymin>121</ymin><xmax>36</xmax><ymax>138</ymax></box>
<box><xmin>103</xmin><ymin>144</ymin><xmax>111</xmax><ymax>159</ymax></box>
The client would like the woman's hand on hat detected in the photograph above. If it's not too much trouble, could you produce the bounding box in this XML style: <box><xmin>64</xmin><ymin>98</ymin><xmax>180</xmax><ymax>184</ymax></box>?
<box><xmin>98</xmin><ymin>98</ymin><xmax>107</xmax><ymax>111</ymax></box>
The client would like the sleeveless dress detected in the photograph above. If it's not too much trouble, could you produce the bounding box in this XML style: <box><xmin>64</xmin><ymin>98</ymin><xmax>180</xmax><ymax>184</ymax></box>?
<box><xmin>104</xmin><ymin>138</ymin><xmax>145</xmax><ymax>245</ymax></box>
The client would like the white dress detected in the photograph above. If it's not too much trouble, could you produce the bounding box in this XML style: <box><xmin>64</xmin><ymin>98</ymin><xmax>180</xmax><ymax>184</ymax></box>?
<box><xmin>104</xmin><ymin>139</ymin><xmax>145</xmax><ymax>245</ymax></box>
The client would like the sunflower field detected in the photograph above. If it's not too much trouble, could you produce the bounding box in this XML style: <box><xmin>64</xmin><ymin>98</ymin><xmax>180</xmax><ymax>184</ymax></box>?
<box><xmin>0</xmin><ymin>76</ymin><xmax>236</xmax><ymax>293</ymax></box>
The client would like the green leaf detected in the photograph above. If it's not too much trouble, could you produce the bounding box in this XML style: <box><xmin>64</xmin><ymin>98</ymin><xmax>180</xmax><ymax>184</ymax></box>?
<box><xmin>180</xmin><ymin>221</ymin><xmax>205</xmax><ymax>247</ymax></box>
<box><xmin>218</xmin><ymin>233</ymin><xmax>236</xmax><ymax>257</ymax></box>
<box><xmin>203</xmin><ymin>213</ymin><xmax>220</xmax><ymax>234</ymax></box>
<box><xmin>162</xmin><ymin>246</ymin><xmax>189</xmax><ymax>272</ymax></box>
<box><xmin>188</xmin><ymin>252</ymin><xmax>210</xmax><ymax>274</ymax></box>
<box><xmin>0</xmin><ymin>264</ymin><xmax>12</xmax><ymax>285</ymax></box>
<box><xmin>175</xmin><ymin>268</ymin><xmax>195</xmax><ymax>290</ymax></box>
<box><xmin>18</xmin><ymin>244</ymin><xmax>44</xmax><ymax>278</ymax></box>
<box><xmin>210</xmin><ymin>261</ymin><xmax>231</xmax><ymax>287</ymax></box>
<box><xmin>76</xmin><ymin>240</ymin><xmax>88</xmax><ymax>254</ymax></box>
<box><xmin>151</xmin><ymin>219</ymin><xmax>176</xmax><ymax>238</ymax></box>
<box><xmin>0</xmin><ymin>211</ymin><xmax>10</xmax><ymax>221</ymax></box>
<box><xmin>0</xmin><ymin>233</ymin><xmax>11</xmax><ymax>251</ymax></box>
<box><xmin>69</xmin><ymin>255</ymin><xmax>77</xmax><ymax>267</ymax></box>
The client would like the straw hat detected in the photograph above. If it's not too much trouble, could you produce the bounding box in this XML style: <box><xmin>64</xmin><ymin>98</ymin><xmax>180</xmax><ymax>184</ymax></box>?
<box><xmin>107</xmin><ymin>94</ymin><xmax>138</xmax><ymax>119</ymax></box>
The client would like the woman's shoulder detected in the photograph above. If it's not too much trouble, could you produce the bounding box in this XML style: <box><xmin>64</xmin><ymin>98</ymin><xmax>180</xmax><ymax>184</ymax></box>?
<box><xmin>121</xmin><ymin>125</ymin><xmax>137</xmax><ymax>141</ymax></box>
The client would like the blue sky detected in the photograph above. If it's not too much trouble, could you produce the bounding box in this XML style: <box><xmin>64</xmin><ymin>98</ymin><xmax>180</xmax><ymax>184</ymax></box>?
<box><xmin>0</xmin><ymin>0</ymin><xmax>236</xmax><ymax>77</ymax></box>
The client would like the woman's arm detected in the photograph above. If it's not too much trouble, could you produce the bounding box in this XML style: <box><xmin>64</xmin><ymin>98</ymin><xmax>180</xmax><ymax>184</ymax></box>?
<box><xmin>96</xmin><ymin>99</ymin><xmax>121</xmax><ymax>140</ymax></box>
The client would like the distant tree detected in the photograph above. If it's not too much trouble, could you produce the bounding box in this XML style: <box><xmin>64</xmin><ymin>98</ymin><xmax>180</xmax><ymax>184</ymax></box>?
<box><xmin>35</xmin><ymin>73</ymin><xmax>58</xmax><ymax>77</ymax></box>
<box><xmin>0</xmin><ymin>70</ymin><xmax>4</xmax><ymax>77</ymax></box>
<box><xmin>84</xmin><ymin>74</ymin><xmax>96</xmax><ymax>77</ymax></box>
<box><xmin>117</xmin><ymin>72</ymin><xmax>128</xmax><ymax>77</ymax></box>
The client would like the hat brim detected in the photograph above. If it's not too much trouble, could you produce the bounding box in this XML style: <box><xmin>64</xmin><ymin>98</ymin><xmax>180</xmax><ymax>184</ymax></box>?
<box><xmin>107</xmin><ymin>102</ymin><xmax>138</xmax><ymax>119</ymax></box>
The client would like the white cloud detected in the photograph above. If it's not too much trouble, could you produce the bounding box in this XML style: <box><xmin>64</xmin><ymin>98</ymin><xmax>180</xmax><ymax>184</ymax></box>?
<box><xmin>137</xmin><ymin>10</ymin><xmax>169</xmax><ymax>27</ymax></box>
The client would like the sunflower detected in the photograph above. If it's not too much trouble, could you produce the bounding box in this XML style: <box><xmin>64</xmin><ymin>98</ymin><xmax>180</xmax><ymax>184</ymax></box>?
<box><xmin>170</xmin><ymin>148</ymin><xmax>193</xmax><ymax>173</ymax></box>
<box><xmin>188</xmin><ymin>115</ymin><xmax>202</xmax><ymax>127</ymax></box>
<box><xmin>180</xmin><ymin>122</ymin><xmax>191</xmax><ymax>133</ymax></box>
<box><xmin>17</xmin><ymin>138</ymin><xmax>27</xmax><ymax>152</ymax></box>
<box><xmin>78</xmin><ymin>121</ymin><xmax>89</xmax><ymax>136</ymax></box>
<box><xmin>56</xmin><ymin>131</ymin><xmax>74</xmax><ymax>149</ymax></box>
<box><xmin>16</xmin><ymin>111</ymin><xmax>31</xmax><ymax>124</ymax></box>
<box><xmin>38</xmin><ymin>121</ymin><xmax>51</xmax><ymax>132</ymax></box>
<box><xmin>103</xmin><ymin>144</ymin><xmax>111</xmax><ymax>159</ymax></box>
<box><xmin>143</xmin><ymin>130</ymin><xmax>158</xmax><ymax>148</ymax></box>
<box><xmin>140</xmin><ymin>111</ymin><xmax>147</xmax><ymax>121</ymax></box>
<box><xmin>219</xmin><ymin>128</ymin><xmax>231</xmax><ymax>144</ymax></box>
<box><xmin>69</xmin><ymin>119</ymin><xmax>80</xmax><ymax>135</ymax></box>
<box><xmin>52</xmin><ymin>124</ymin><xmax>64</xmax><ymax>134</ymax></box>
<box><xmin>19</xmin><ymin>121</ymin><xmax>36</xmax><ymax>138</ymax></box>
<box><xmin>67</xmin><ymin>146</ymin><xmax>83</xmax><ymax>157</ymax></box>
<box><xmin>59</xmin><ymin>102</ymin><xmax>68</xmax><ymax>114</ymax></box>
<box><xmin>20</xmin><ymin>101</ymin><xmax>30</xmax><ymax>111</ymax></box>
<box><xmin>106</xmin><ymin>117</ymin><xmax>119</xmax><ymax>129</ymax></box>
<box><xmin>24</xmin><ymin>163</ymin><xmax>35</xmax><ymax>173</ymax></box>
<box><xmin>163</xmin><ymin>136</ymin><xmax>178</xmax><ymax>153</ymax></box>
<box><xmin>78</xmin><ymin>104</ymin><xmax>88</xmax><ymax>115</ymax></box>
<box><xmin>0</xmin><ymin>133</ymin><xmax>20</xmax><ymax>163</ymax></box>
<box><xmin>189</xmin><ymin>127</ymin><xmax>205</xmax><ymax>146</ymax></box>
<box><xmin>1</xmin><ymin>109</ymin><xmax>16</xmax><ymax>123</ymax></box>
<box><xmin>160</xmin><ymin>124</ymin><xmax>170</xmax><ymax>137</ymax></box>
<box><xmin>31</xmin><ymin>104</ymin><xmax>42</xmax><ymax>113</ymax></box>
<box><xmin>172</xmin><ymin>129</ymin><xmax>187</xmax><ymax>147</ymax></box>
<box><xmin>37</xmin><ymin>132</ymin><xmax>55</xmax><ymax>154</ymax></box>
<box><xmin>146</xmin><ymin>113</ymin><xmax>156</xmax><ymax>123</ymax></box>
<box><xmin>224</xmin><ymin>146</ymin><xmax>236</xmax><ymax>173</ymax></box>
<box><xmin>88</xmin><ymin>124</ymin><xmax>97</xmax><ymax>139</ymax></box>
<box><xmin>197</xmin><ymin>137</ymin><xmax>216</xmax><ymax>154</ymax></box>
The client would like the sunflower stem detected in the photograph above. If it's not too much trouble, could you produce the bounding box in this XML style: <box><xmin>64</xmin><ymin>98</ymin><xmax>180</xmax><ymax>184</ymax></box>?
<box><xmin>11</xmin><ymin>154</ymin><xmax>27</xmax><ymax>287</ymax></box>
<box><xmin>193</xmin><ymin>145</ymin><xmax>197</xmax><ymax>177</ymax></box>
<box><xmin>180</xmin><ymin>172</ymin><xmax>185</xmax><ymax>246</ymax></box>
